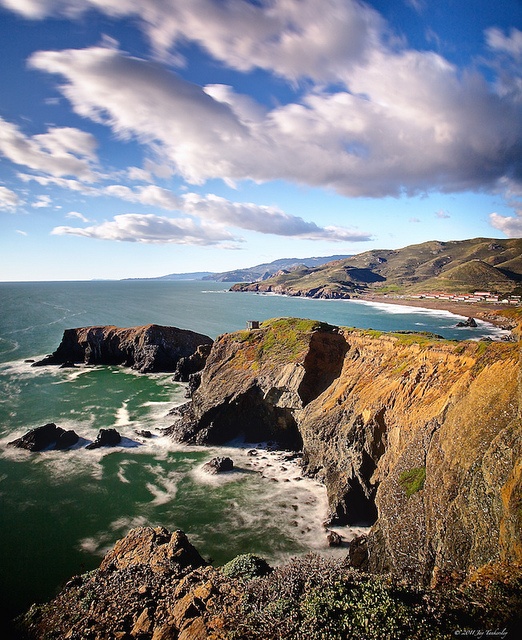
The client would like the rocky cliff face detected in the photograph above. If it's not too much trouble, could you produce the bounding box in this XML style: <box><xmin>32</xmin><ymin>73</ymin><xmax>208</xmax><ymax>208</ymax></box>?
<box><xmin>169</xmin><ymin>317</ymin><xmax>522</xmax><ymax>586</ymax></box>
<box><xmin>34</xmin><ymin>324</ymin><xmax>213</xmax><ymax>375</ymax></box>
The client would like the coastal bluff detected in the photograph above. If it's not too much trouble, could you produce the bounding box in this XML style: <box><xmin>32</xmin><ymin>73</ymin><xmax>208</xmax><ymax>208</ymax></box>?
<box><xmin>169</xmin><ymin>317</ymin><xmax>522</xmax><ymax>587</ymax></box>
<box><xmin>33</xmin><ymin>324</ymin><xmax>213</xmax><ymax>374</ymax></box>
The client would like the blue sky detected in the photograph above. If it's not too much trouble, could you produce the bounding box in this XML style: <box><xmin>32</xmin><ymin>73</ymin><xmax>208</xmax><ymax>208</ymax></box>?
<box><xmin>0</xmin><ymin>0</ymin><xmax>521</xmax><ymax>281</ymax></box>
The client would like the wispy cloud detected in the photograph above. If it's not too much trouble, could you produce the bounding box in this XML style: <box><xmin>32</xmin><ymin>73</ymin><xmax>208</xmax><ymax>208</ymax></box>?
<box><xmin>28</xmin><ymin>38</ymin><xmax>522</xmax><ymax>200</ymax></box>
<box><xmin>32</xmin><ymin>195</ymin><xmax>52</xmax><ymax>208</ymax></box>
<box><xmin>66</xmin><ymin>211</ymin><xmax>90</xmax><ymax>223</ymax></box>
<box><xmin>435</xmin><ymin>209</ymin><xmax>450</xmax><ymax>219</ymax></box>
<box><xmin>0</xmin><ymin>186</ymin><xmax>21</xmax><ymax>211</ymax></box>
<box><xmin>51</xmin><ymin>213</ymin><xmax>239</xmax><ymax>245</ymax></box>
<box><xmin>0</xmin><ymin>117</ymin><xmax>99</xmax><ymax>181</ymax></box>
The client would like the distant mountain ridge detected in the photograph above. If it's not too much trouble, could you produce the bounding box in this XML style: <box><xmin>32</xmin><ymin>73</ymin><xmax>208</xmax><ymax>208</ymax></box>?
<box><xmin>128</xmin><ymin>255</ymin><xmax>351</xmax><ymax>282</ymax></box>
<box><xmin>231</xmin><ymin>238</ymin><xmax>522</xmax><ymax>298</ymax></box>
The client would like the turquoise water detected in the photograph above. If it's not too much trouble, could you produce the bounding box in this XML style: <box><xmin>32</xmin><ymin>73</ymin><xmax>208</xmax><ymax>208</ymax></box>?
<box><xmin>0</xmin><ymin>281</ymin><xmax>508</xmax><ymax>628</ymax></box>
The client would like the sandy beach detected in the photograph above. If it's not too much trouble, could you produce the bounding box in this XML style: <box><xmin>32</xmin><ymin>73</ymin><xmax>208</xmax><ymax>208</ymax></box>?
<box><xmin>360</xmin><ymin>294</ymin><xmax>519</xmax><ymax>330</ymax></box>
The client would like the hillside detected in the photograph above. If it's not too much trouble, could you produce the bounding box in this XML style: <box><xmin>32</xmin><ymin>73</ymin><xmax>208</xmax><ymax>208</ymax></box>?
<box><xmin>231</xmin><ymin>238</ymin><xmax>522</xmax><ymax>298</ymax></box>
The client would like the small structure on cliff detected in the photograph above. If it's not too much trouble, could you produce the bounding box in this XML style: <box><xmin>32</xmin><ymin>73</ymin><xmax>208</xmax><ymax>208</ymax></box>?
<box><xmin>246</xmin><ymin>320</ymin><xmax>260</xmax><ymax>330</ymax></box>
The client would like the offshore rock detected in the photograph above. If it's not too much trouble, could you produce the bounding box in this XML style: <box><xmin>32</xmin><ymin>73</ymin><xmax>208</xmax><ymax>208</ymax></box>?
<box><xmin>33</xmin><ymin>324</ymin><xmax>213</xmax><ymax>375</ymax></box>
<box><xmin>8</xmin><ymin>423</ymin><xmax>79</xmax><ymax>451</ymax></box>
<box><xmin>86</xmin><ymin>428</ymin><xmax>121</xmax><ymax>450</ymax></box>
<box><xmin>166</xmin><ymin>316</ymin><xmax>522</xmax><ymax>586</ymax></box>
<box><xmin>203</xmin><ymin>456</ymin><xmax>234</xmax><ymax>474</ymax></box>
<box><xmin>455</xmin><ymin>316</ymin><xmax>478</xmax><ymax>328</ymax></box>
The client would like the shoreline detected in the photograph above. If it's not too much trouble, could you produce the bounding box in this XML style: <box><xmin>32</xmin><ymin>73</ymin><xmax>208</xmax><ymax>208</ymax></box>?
<box><xmin>359</xmin><ymin>294</ymin><xmax>517</xmax><ymax>330</ymax></box>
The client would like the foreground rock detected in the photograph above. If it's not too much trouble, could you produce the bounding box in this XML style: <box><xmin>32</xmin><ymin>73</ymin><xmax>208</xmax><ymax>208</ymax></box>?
<box><xmin>167</xmin><ymin>316</ymin><xmax>522</xmax><ymax>587</ymax></box>
<box><xmin>33</xmin><ymin>324</ymin><xmax>213</xmax><ymax>375</ymax></box>
<box><xmin>17</xmin><ymin>526</ymin><xmax>522</xmax><ymax>639</ymax></box>
<box><xmin>8</xmin><ymin>423</ymin><xmax>79</xmax><ymax>451</ymax></box>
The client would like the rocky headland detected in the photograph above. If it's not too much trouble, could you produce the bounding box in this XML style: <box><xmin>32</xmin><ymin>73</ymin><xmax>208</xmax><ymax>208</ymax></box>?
<box><xmin>33</xmin><ymin>324</ymin><xmax>213</xmax><ymax>375</ymax></box>
<box><xmin>15</xmin><ymin>314</ymin><xmax>522</xmax><ymax>638</ymax></box>
<box><xmin>168</xmin><ymin>316</ymin><xmax>522</xmax><ymax>587</ymax></box>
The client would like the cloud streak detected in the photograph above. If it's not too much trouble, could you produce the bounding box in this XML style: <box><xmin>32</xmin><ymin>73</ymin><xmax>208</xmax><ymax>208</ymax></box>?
<box><xmin>51</xmin><ymin>213</ymin><xmax>238</xmax><ymax>245</ymax></box>
<box><xmin>0</xmin><ymin>186</ymin><xmax>21</xmax><ymax>211</ymax></box>
<box><xmin>28</xmin><ymin>37</ymin><xmax>522</xmax><ymax>200</ymax></box>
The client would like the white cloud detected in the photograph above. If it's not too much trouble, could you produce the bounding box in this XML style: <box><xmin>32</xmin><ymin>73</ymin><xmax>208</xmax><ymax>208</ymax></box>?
<box><xmin>5</xmin><ymin>0</ymin><xmax>383</xmax><ymax>79</ymax></box>
<box><xmin>435</xmin><ymin>209</ymin><xmax>450</xmax><ymax>219</ymax></box>
<box><xmin>16</xmin><ymin>229</ymin><xmax>28</xmax><ymax>235</ymax></box>
<box><xmin>489</xmin><ymin>212</ymin><xmax>522</xmax><ymax>238</ymax></box>
<box><xmin>32</xmin><ymin>194</ymin><xmax>52</xmax><ymax>208</ymax></box>
<box><xmin>0</xmin><ymin>117</ymin><xmax>99</xmax><ymax>181</ymax></box>
<box><xmin>182</xmin><ymin>193</ymin><xmax>371</xmax><ymax>241</ymax></box>
<box><xmin>0</xmin><ymin>186</ymin><xmax>21</xmax><ymax>211</ymax></box>
<box><xmin>28</xmin><ymin>41</ymin><xmax>522</xmax><ymax>199</ymax></box>
<box><xmin>51</xmin><ymin>213</ymin><xmax>238</xmax><ymax>245</ymax></box>
<box><xmin>485</xmin><ymin>27</ymin><xmax>522</xmax><ymax>59</ymax></box>
<box><xmin>66</xmin><ymin>210</ymin><xmax>90</xmax><ymax>222</ymax></box>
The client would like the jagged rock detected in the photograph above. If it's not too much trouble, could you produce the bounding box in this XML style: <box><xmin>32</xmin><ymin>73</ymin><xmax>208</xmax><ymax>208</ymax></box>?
<box><xmin>326</xmin><ymin>530</ymin><xmax>343</xmax><ymax>547</ymax></box>
<box><xmin>32</xmin><ymin>324</ymin><xmax>213</xmax><ymax>374</ymax></box>
<box><xmin>8</xmin><ymin>423</ymin><xmax>79</xmax><ymax>451</ymax></box>
<box><xmin>202</xmin><ymin>456</ymin><xmax>234</xmax><ymax>474</ymax></box>
<box><xmin>100</xmin><ymin>527</ymin><xmax>206</xmax><ymax>575</ymax></box>
<box><xmin>86</xmin><ymin>428</ymin><xmax>121</xmax><ymax>450</ymax></box>
<box><xmin>135</xmin><ymin>429</ymin><xmax>153</xmax><ymax>438</ymax></box>
<box><xmin>348</xmin><ymin>535</ymin><xmax>369</xmax><ymax>570</ymax></box>
<box><xmin>55</xmin><ymin>429</ymin><xmax>80</xmax><ymax>450</ymax></box>
<box><xmin>456</xmin><ymin>316</ymin><xmax>478</xmax><ymax>328</ymax></box>
<box><xmin>59</xmin><ymin>361</ymin><xmax>77</xmax><ymax>368</ymax></box>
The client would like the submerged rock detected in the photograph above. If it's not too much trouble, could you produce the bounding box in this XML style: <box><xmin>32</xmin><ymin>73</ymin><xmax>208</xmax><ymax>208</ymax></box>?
<box><xmin>86</xmin><ymin>428</ymin><xmax>121</xmax><ymax>450</ymax></box>
<box><xmin>203</xmin><ymin>456</ymin><xmax>234</xmax><ymax>474</ymax></box>
<box><xmin>8</xmin><ymin>423</ymin><xmax>79</xmax><ymax>451</ymax></box>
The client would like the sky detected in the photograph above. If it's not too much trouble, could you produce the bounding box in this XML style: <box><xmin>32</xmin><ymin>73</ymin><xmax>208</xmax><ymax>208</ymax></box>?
<box><xmin>0</xmin><ymin>0</ymin><xmax>521</xmax><ymax>281</ymax></box>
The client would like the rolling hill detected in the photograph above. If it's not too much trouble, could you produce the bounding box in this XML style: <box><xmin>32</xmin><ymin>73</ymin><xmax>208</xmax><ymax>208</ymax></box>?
<box><xmin>231</xmin><ymin>238</ymin><xmax>522</xmax><ymax>298</ymax></box>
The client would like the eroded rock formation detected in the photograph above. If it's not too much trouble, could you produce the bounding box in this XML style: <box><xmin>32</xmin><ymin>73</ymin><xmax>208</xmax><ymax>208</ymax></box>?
<box><xmin>8</xmin><ymin>423</ymin><xmax>79</xmax><ymax>451</ymax></box>
<box><xmin>33</xmin><ymin>324</ymin><xmax>213</xmax><ymax>375</ymax></box>
<box><xmin>168</xmin><ymin>317</ymin><xmax>522</xmax><ymax>586</ymax></box>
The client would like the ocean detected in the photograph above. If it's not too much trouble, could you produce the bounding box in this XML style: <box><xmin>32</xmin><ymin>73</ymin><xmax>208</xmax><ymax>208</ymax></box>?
<box><xmin>0</xmin><ymin>280</ymin><xmax>509</xmax><ymax>629</ymax></box>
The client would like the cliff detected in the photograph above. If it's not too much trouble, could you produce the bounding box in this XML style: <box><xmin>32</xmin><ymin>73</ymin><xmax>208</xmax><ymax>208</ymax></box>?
<box><xmin>169</xmin><ymin>317</ymin><xmax>522</xmax><ymax>586</ymax></box>
<box><xmin>33</xmin><ymin>324</ymin><xmax>213</xmax><ymax>374</ymax></box>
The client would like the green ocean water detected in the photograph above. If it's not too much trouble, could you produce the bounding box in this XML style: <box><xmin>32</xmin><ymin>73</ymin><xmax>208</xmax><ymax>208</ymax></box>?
<box><xmin>0</xmin><ymin>280</ymin><xmax>509</xmax><ymax>629</ymax></box>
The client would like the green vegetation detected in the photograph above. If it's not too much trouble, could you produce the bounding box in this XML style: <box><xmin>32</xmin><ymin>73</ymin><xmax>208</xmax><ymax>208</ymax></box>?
<box><xmin>222</xmin><ymin>554</ymin><xmax>271</xmax><ymax>581</ymax></box>
<box><xmin>399</xmin><ymin>467</ymin><xmax>426</xmax><ymax>498</ymax></box>
<box><xmin>226</xmin><ymin>554</ymin><xmax>521</xmax><ymax>639</ymax></box>
<box><xmin>235</xmin><ymin>238</ymin><xmax>522</xmax><ymax>297</ymax></box>
<box><xmin>232</xmin><ymin>317</ymin><xmax>335</xmax><ymax>368</ymax></box>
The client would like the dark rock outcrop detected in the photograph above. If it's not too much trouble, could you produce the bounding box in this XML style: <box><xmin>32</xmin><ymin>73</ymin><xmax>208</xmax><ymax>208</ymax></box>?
<box><xmin>86</xmin><ymin>428</ymin><xmax>121</xmax><ymax>450</ymax></box>
<box><xmin>202</xmin><ymin>456</ymin><xmax>234</xmax><ymax>474</ymax></box>
<box><xmin>33</xmin><ymin>324</ymin><xmax>213</xmax><ymax>375</ymax></box>
<box><xmin>8</xmin><ymin>423</ymin><xmax>79</xmax><ymax>451</ymax></box>
<box><xmin>456</xmin><ymin>316</ymin><xmax>478</xmax><ymax>327</ymax></box>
